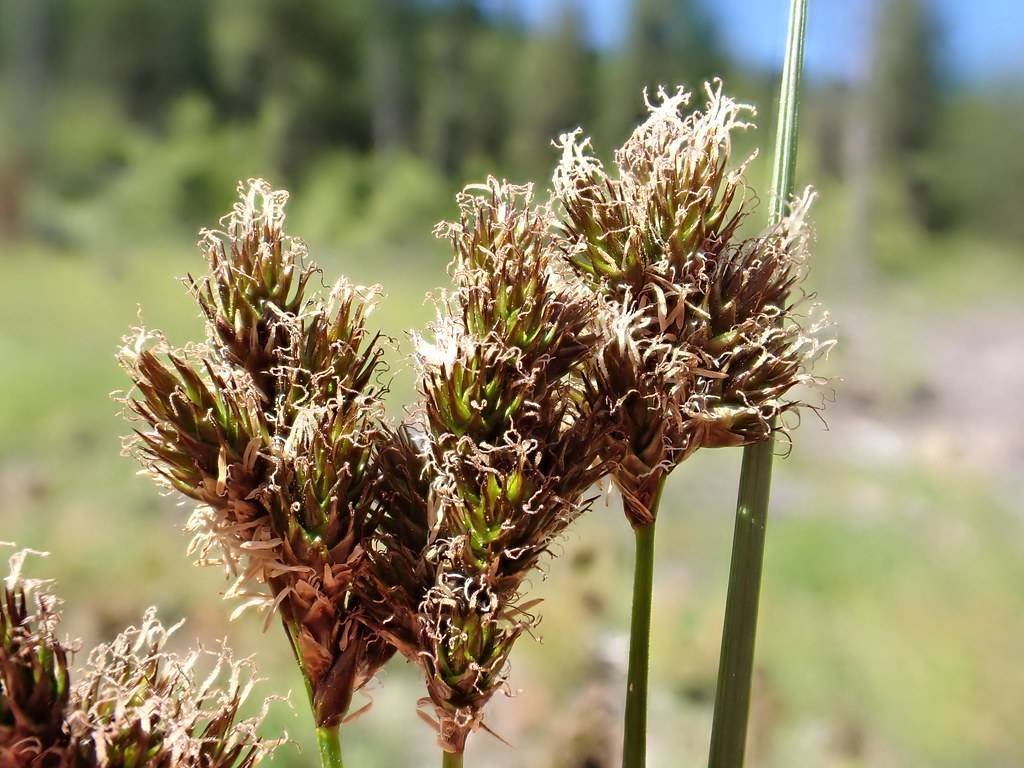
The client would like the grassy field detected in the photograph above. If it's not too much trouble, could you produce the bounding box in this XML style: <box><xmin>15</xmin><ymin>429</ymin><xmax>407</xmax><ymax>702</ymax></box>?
<box><xmin>2</xmin><ymin>182</ymin><xmax>1023</xmax><ymax>766</ymax></box>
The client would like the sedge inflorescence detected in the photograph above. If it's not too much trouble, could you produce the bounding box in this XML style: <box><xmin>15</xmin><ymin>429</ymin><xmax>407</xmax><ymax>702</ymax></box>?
<box><xmin>118</xmin><ymin>180</ymin><xmax>393</xmax><ymax>727</ymax></box>
<box><xmin>107</xmin><ymin>79</ymin><xmax>833</xmax><ymax>763</ymax></box>
<box><xmin>359</xmin><ymin>179</ymin><xmax>612</xmax><ymax>753</ymax></box>
<box><xmin>553</xmin><ymin>83</ymin><xmax>833</xmax><ymax>526</ymax></box>
<box><xmin>0</xmin><ymin>546</ymin><xmax>275</xmax><ymax>768</ymax></box>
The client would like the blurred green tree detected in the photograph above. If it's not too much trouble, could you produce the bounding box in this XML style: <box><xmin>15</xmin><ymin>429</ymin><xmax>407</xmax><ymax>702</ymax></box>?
<box><xmin>369</xmin><ymin>0</ymin><xmax>421</xmax><ymax>153</ymax></box>
<box><xmin>419</xmin><ymin>0</ymin><xmax>482</xmax><ymax>176</ymax></box>
<box><xmin>869</xmin><ymin>0</ymin><xmax>946</xmax><ymax>231</ymax></box>
<box><xmin>418</xmin><ymin>0</ymin><xmax>524</xmax><ymax>177</ymax></box>
<box><xmin>934</xmin><ymin>91</ymin><xmax>1024</xmax><ymax>242</ymax></box>
<box><xmin>599</xmin><ymin>0</ymin><xmax>725</xmax><ymax>146</ymax></box>
<box><xmin>504</xmin><ymin>2</ymin><xmax>597</xmax><ymax>181</ymax></box>
<box><xmin>1</xmin><ymin>0</ymin><xmax>54</xmax><ymax>230</ymax></box>
<box><xmin>208</xmin><ymin>0</ymin><xmax>372</xmax><ymax>176</ymax></box>
<box><xmin>59</xmin><ymin>0</ymin><xmax>213</xmax><ymax>123</ymax></box>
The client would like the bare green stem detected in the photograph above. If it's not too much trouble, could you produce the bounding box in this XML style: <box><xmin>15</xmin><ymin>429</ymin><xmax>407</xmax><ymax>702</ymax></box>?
<box><xmin>767</xmin><ymin>0</ymin><xmax>809</xmax><ymax>225</ymax></box>
<box><xmin>707</xmin><ymin>1</ymin><xmax>808</xmax><ymax>767</ymax></box>
<box><xmin>707</xmin><ymin>444</ymin><xmax>774</xmax><ymax>767</ymax></box>
<box><xmin>283</xmin><ymin>619</ymin><xmax>345</xmax><ymax>768</ymax></box>
<box><xmin>442</xmin><ymin>751</ymin><xmax>464</xmax><ymax>768</ymax></box>
<box><xmin>317</xmin><ymin>725</ymin><xmax>344</xmax><ymax>768</ymax></box>
<box><xmin>622</xmin><ymin>478</ymin><xmax>666</xmax><ymax>768</ymax></box>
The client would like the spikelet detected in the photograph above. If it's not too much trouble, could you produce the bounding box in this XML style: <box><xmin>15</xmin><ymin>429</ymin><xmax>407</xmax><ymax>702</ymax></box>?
<box><xmin>554</xmin><ymin>84</ymin><xmax>833</xmax><ymax>526</ymax></box>
<box><xmin>65</xmin><ymin>610</ymin><xmax>276</xmax><ymax>768</ymax></box>
<box><xmin>118</xmin><ymin>179</ymin><xmax>393</xmax><ymax>726</ymax></box>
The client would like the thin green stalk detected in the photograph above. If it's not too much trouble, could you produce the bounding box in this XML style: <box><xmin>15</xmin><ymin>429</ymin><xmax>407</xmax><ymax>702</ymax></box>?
<box><xmin>317</xmin><ymin>725</ymin><xmax>345</xmax><ymax>768</ymax></box>
<box><xmin>282</xmin><ymin>619</ymin><xmax>345</xmax><ymax>768</ymax></box>
<box><xmin>767</xmin><ymin>0</ymin><xmax>810</xmax><ymax>226</ymax></box>
<box><xmin>442</xmin><ymin>751</ymin><xmax>464</xmax><ymax>768</ymax></box>
<box><xmin>622</xmin><ymin>478</ymin><xmax>666</xmax><ymax>768</ymax></box>
<box><xmin>707</xmin><ymin>1</ymin><xmax>809</xmax><ymax>767</ymax></box>
<box><xmin>707</xmin><ymin>445</ymin><xmax>774</xmax><ymax>768</ymax></box>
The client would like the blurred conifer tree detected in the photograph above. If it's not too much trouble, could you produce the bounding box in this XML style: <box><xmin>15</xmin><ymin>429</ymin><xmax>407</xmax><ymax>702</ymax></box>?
<box><xmin>600</xmin><ymin>0</ymin><xmax>725</xmax><ymax>146</ymax></box>
<box><xmin>505</xmin><ymin>2</ymin><xmax>596</xmax><ymax>180</ymax></box>
<box><xmin>870</xmin><ymin>0</ymin><xmax>946</xmax><ymax>231</ymax></box>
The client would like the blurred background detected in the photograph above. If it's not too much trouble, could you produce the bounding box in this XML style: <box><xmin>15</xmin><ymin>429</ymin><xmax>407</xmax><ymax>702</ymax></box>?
<box><xmin>1</xmin><ymin>0</ymin><xmax>1022</xmax><ymax>765</ymax></box>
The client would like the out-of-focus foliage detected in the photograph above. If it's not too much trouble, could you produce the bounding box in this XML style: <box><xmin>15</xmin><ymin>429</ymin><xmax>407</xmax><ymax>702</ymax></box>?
<box><xmin>505</xmin><ymin>5</ymin><xmax>597</xmax><ymax>179</ymax></box>
<box><xmin>599</xmin><ymin>0</ymin><xmax>726</xmax><ymax>144</ymax></box>
<box><xmin>2</xmin><ymin>0</ymin><xmax>1019</xmax><ymax>264</ymax></box>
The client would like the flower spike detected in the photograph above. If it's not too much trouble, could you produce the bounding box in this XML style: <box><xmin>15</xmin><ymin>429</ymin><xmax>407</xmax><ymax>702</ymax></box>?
<box><xmin>361</xmin><ymin>179</ymin><xmax>612</xmax><ymax>755</ymax></box>
<box><xmin>554</xmin><ymin>85</ymin><xmax>832</xmax><ymax>526</ymax></box>
<box><xmin>1</xmin><ymin>545</ymin><xmax>279</xmax><ymax>768</ymax></box>
<box><xmin>118</xmin><ymin>180</ymin><xmax>394</xmax><ymax>730</ymax></box>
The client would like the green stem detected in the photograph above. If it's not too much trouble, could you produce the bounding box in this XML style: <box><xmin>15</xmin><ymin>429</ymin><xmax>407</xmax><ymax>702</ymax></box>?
<box><xmin>767</xmin><ymin>2</ymin><xmax>809</xmax><ymax>227</ymax></box>
<box><xmin>707</xmin><ymin>443</ymin><xmax>774</xmax><ymax>767</ymax></box>
<box><xmin>622</xmin><ymin>479</ymin><xmax>666</xmax><ymax>768</ymax></box>
<box><xmin>316</xmin><ymin>725</ymin><xmax>344</xmax><ymax>768</ymax></box>
<box><xmin>442</xmin><ymin>751</ymin><xmax>464</xmax><ymax>768</ymax></box>
<box><xmin>282</xmin><ymin>619</ymin><xmax>345</xmax><ymax>768</ymax></box>
<box><xmin>708</xmin><ymin>1</ymin><xmax>808</xmax><ymax>767</ymax></box>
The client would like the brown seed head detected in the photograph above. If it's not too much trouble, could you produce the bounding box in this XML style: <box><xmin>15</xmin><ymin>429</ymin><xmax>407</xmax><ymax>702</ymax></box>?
<box><xmin>554</xmin><ymin>84</ymin><xmax>833</xmax><ymax>525</ymax></box>
<box><xmin>1</xmin><ymin>546</ymin><xmax>278</xmax><ymax>768</ymax></box>
<box><xmin>363</xmin><ymin>179</ymin><xmax>611</xmax><ymax>751</ymax></box>
<box><xmin>0</xmin><ymin>547</ymin><xmax>70</xmax><ymax>768</ymax></box>
<box><xmin>65</xmin><ymin>610</ymin><xmax>276</xmax><ymax>768</ymax></box>
<box><xmin>118</xmin><ymin>180</ymin><xmax>393</xmax><ymax>725</ymax></box>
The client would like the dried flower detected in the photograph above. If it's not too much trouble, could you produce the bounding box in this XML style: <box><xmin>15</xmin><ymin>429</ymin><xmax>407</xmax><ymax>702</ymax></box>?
<box><xmin>553</xmin><ymin>84</ymin><xmax>833</xmax><ymax>526</ymax></box>
<box><xmin>361</xmin><ymin>179</ymin><xmax>611</xmax><ymax>754</ymax></box>
<box><xmin>118</xmin><ymin>179</ymin><xmax>393</xmax><ymax>727</ymax></box>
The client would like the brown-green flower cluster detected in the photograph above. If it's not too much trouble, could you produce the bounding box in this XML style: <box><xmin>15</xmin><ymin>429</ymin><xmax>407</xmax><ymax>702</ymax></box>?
<box><xmin>65</xmin><ymin>609</ymin><xmax>272</xmax><ymax>768</ymax></box>
<box><xmin>1</xmin><ymin>549</ymin><xmax>69</xmax><ymax>768</ymax></box>
<box><xmin>553</xmin><ymin>84</ymin><xmax>832</xmax><ymax>526</ymax></box>
<box><xmin>360</xmin><ymin>179</ymin><xmax>611</xmax><ymax>753</ymax></box>
<box><xmin>118</xmin><ymin>179</ymin><xmax>392</xmax><ymax>726</ymax></box>
<box><xmin>107</xmin><ymin>78</ymin><xmax>834</xmax><ymax>759</ymax></box>
<box><xmin>1</xmin><ymin>547</ymin><xmax>275</xmax><ymax>768</ymax></box>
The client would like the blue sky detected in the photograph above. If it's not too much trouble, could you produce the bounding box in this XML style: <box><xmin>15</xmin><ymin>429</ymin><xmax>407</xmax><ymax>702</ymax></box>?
<box><xmin>501</xmin><ymin>0</ymin><xmax>1024</xmax><ymax>82</ymax></box>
